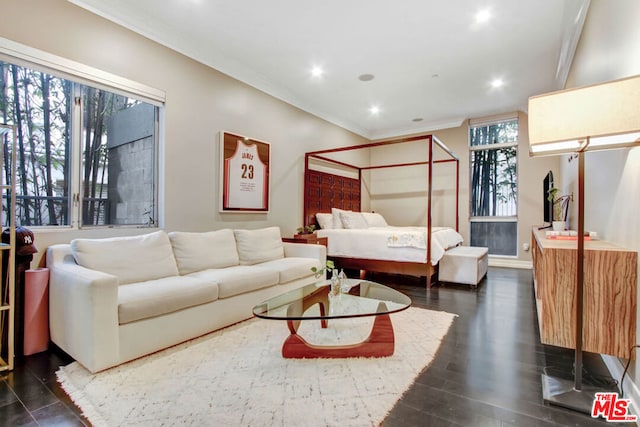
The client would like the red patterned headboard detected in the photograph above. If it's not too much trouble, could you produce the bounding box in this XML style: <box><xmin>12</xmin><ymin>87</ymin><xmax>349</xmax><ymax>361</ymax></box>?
<box><xmin>304</xmin><ymin>169</ymin><xmax>361</xmax><ymax>227</ymax></box>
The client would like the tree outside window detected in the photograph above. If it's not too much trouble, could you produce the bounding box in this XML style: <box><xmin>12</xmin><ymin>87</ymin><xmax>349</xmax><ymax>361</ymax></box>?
<box><xmin>469</xmin><ymin>119</ymin><xmax>518</xmax><ymax>256</ymax></box>
<box><xmin>0</xmin><ymin>60</ymin><xmax>158</xmax><ymax>227</ymax></box>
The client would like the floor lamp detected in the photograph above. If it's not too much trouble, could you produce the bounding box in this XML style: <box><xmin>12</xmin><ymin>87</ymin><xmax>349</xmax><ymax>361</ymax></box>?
<box><xmin>528</xmin><ymin>74</ymin><xmax>640</xmax><ymax>413</ymax></box>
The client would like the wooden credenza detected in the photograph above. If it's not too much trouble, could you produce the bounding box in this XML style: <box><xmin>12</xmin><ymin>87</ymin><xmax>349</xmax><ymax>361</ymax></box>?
<box><xmin>531</xmin><ymin>228</ymin><xmax>637</xmax><ymax>358</ymax></box>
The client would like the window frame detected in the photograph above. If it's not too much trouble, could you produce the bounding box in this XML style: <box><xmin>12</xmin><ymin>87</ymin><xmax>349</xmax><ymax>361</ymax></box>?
<box><xmin>468</xmin><ymin>116</ymin><xmax>519</xmax><ymax>257</ymax></box>
<box><xmin>0</xmin><ymin>37</ymin><xmax>165</xmax><ymax>230</ymax></box>
<box><xmin>468</xmin><ymin>118</ymin><xmax>519</xmax><ymax>220</ymax></box>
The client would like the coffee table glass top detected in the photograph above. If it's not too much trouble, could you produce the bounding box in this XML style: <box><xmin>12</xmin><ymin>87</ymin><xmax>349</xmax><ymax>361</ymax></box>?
<box><xmin>252</xmin><ymin>280</ymin><xmax>411</xmax><ymax>321</ymax></box>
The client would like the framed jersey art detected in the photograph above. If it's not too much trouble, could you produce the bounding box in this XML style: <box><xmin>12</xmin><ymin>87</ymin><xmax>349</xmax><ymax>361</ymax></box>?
<box><xmin>219</xmin><ymin>131</ymin><xmax>270</xmax><ymax>212</ymax></box>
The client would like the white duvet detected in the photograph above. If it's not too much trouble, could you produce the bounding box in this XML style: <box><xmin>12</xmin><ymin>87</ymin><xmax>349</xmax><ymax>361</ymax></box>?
<box><xmin>317</xmin><ymin>226</ymin><xmax>463</xmax><ymax>265</ymax></box>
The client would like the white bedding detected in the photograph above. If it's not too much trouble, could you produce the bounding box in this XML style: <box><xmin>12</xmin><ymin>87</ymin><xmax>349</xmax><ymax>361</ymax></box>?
<box><xmin>317</xmin><ymin>226</ymin><xmax>463</xmax><ymax>265</ymax></box>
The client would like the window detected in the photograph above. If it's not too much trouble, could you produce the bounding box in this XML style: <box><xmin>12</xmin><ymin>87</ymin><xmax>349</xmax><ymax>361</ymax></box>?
<box><xmin>469</xmin><ymin>118</ymin><xmax>518</xmax><ymax>256</ymax></box>
<box><xmin>0</xmin><ymin>59</ymin><xmax>160</xmax><ymax>228</ymax></box>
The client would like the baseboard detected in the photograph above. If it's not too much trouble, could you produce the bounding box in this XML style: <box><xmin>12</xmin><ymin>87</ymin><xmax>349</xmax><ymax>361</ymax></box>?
<box><xmin>602</xmin><ymin>354</ymin><xmax>640</xmax><ymax>423</ymax></box>
<box><xmin>488</xmin><ymin>257</ymin><xmax>533</xmax><ymax>269</ymax></box>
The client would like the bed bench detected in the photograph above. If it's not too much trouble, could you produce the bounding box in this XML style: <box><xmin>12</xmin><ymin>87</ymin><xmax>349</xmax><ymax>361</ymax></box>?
<box><xmin>439</xmin><ymin>246</ymin><xmax>489</xmax><ymax>288</ymax></box>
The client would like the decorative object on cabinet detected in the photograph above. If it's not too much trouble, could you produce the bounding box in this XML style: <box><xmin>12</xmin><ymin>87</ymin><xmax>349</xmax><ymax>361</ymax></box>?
<box><xmin>219</xmin><ymin>131</ymin><xmax>270</xmax><ymax>213</ymax></box>
<box><xmin>0</xmin><ymin>124</ymin><xmax>17</xmax><ymax>372</ymax></box>
<box><xmin>528</xmin><ymin>74</ymin><xmax>640</xmax><ymax>413</ymax></box>
<box><xmin>546</xmin><ymin>187</ymin><xmax>572</xmax><ymax>231</ymax></box>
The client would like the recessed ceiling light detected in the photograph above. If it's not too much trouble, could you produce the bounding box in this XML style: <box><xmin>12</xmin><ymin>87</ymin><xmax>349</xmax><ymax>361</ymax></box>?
<box><xmin>369</xmin><ymin>105</ymin><xmax>381</xmax><ymax>115</ymax></box>
<box><xmin>491</xmin><ymin>78</ymin><xmax>504</xmax><ymax>88</ymax></box>
<box><xmin>311</xmin><ymin>66</ymin><xmax>324</xmax><ymax>78</ymax></box>
<box><xmin>475</xmin><ymin>9</ymin><xmax>491</xmax><ymax>24</ymax></box>
<box><xmin>359</xmin><ymin>74</ymin><xmax>375</xmax><ymax>82</ymax></box>
<box><xmin>412</xmin><ymin>118</ymin><xmax>423</xmax><ymax>122</ymax></box>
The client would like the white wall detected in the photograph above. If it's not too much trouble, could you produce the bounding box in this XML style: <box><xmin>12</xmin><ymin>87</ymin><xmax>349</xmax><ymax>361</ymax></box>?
<box><xmin>368</xmin><ymin>138</ymin><xmax>458</xmax><ymax>229</ymax></box>
<box><xmin>1</xmin><ymin>0</ymin><xmax>368</xmax><ymax>266</ymax></box>
<box><xmin>562</xmin><ymin>0</ymin><xmax>640</xmax><ymax>410</ymax></box>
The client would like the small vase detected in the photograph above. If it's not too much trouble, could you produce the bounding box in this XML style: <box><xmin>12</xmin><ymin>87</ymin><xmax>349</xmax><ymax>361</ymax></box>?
<box><xmin>338</xmin><ymin>269</ymin><xmax>351</xmax><ymax>293</ymax></box>
<box><xmin>552</xmin><ymin>221</ymin><xmax>564</xmax><ymax>231</ymax></box>
<box><xmin>330</xmin><ymin>269</ymin><xmax>341</xmax><ymax>296</ymax></box>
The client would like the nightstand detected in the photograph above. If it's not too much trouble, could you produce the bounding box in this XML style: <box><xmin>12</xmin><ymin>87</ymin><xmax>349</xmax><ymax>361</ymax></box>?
<box><xmin>282</xmin><ymin>236</ymin><xmax>328</xmax><ymax>247</ymax></box>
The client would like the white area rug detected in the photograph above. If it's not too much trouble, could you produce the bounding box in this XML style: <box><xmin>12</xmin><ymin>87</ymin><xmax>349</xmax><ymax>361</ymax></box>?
<box><xmin>58</xmin><ymin>307</ymin><xmax>456</xmax><ymax>426</ymax></box>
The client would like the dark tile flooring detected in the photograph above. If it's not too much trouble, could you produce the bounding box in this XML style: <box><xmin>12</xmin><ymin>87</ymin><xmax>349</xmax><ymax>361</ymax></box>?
<box><xmin>381</xmin><ymin>267</ymin><xmax>621</xmax><ymax>427</ymax></box>
<box><xmin>0</xmin><ymin>267</ymin><xmax>625</xmax><ymax>426</ymax></box>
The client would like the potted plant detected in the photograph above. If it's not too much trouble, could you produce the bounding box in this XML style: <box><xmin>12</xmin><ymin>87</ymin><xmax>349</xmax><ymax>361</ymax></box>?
<box><xmin>311</xmin><ymin>259</ymin><xmax>335</xmax><ymax>279</ymax></box>
<box><xmin>294</xmin><ymin>224</ymin><xmax>316</xmax><ymax>240</ymax></box>
<box><xmin>547</xmin><ymin>187</ymin><xmax>572</xmax><ymax>231</ymax></box>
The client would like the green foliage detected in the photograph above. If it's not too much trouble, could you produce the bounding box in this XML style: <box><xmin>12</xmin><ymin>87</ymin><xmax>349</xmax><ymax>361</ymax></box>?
<box><xmin>296</xmin><ymin>224</ymin><xmax>316</xmax><ymax>234</ymax></box>
<box><xmin>310</xmin><ymin>260</ymin><xmax>335</xmax><ymax>278</ymax></box>
<box><xmin>0</xmin><ymin>60</ymin><xmax>143</xmax><ymax>226</ymax></box>
<box><xmin>470</xmin><ymin>119</ymin><xmax>518</xmax><ymax>217</ymax></box>
<box><xmin>547</xmin><ymin>187</ymin><xmax>571</xmax><ymax>221</ymax></box>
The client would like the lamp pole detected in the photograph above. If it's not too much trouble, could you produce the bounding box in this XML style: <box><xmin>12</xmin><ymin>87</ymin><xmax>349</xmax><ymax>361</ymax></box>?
<box><xmin>541</xmin><ymin>144</ymin><xmax>600</xmax><ymax>413</ymax></box>
<box><xmin>575</xmin><ymin>147</ymin><xmax>585</xmax><ymax>391</ymax></box>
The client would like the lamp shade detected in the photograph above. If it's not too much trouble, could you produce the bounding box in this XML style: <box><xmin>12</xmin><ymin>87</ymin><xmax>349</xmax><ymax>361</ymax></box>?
<box><xmin>529</xmin><ymin>74</ymin><xmax>640</xmax><ymax>156</ymax></box>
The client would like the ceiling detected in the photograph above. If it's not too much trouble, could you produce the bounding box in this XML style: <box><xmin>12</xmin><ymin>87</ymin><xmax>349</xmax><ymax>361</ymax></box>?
<box><xmin>68</xmin><ymin>0</ymin><xmax>590</xmax><ymax>140</ymax></box>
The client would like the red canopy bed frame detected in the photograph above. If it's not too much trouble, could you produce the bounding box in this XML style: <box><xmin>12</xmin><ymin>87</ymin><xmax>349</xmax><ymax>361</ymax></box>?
<box><xmin>304</xmin><ymin>133</ymin><xmax>460</xmax><ymax>288</ymax></box>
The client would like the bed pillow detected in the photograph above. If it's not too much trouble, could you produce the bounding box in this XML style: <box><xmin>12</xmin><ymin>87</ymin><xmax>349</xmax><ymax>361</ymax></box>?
<box><xmin>315</xmin><ymin>213</ymin><xmax>333</xmax><ymax>229</ymax></box>
<box><xmin>331</xmin><ymin>208</ymin><xmax>350</xmax><ymax>229</ymax></box>
<box><xmin>362</xmin><ymin>212</ymin><xmax>388</xmax><ymax>227</ymax></box>
<box><xmin>339</xmin><ymin>211</ymin><xmax>369</xmax><ymax>229</ymax></box>
<box><xmin>234</xmin><ymin>226</ymin><xmax>284</xmax><ymax>265</ymax></box>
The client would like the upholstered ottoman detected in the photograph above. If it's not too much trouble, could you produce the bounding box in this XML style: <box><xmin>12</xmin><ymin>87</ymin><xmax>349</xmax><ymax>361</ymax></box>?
<box><xmin>439</xmin><ymin>246</ymin><xmax>489</xmax><ymax>288</ymax></box>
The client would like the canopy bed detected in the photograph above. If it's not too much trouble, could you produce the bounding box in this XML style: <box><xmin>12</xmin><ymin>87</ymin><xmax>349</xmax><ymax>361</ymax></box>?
<box><xmin>304</xmin><ymin>134</ymin><xmax>461</xmax><ymax>288</ymax></box>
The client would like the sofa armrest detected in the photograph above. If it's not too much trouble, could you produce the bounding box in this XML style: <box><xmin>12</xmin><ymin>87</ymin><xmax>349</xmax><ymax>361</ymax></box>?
<box><xmin>282</xmin><ymin>242</ymin><xmax>326</xmax><ymax>266</ymax></box>
<box><xmin>47</xmin><ymin>244</ymin><xmax>120</xmax><ymax>373</ymax></box>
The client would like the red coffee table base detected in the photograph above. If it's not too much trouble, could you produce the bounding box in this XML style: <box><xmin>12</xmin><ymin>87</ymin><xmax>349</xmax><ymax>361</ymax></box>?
<box><xmin>282</xmin><ymin>310</ymin><xmax>395</xmax><ymax>359</ymax></box>
<box><xmin>254</xmin><ymin>280</ymin><xmax>410</xmax><ymax>359</ymax></box>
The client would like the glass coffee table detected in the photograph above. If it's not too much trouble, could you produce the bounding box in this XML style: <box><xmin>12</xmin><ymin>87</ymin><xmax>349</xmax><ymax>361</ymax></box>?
<box><xmin>252</xmin><ymin>280</ymin><xmax>411</xmax><ymax>358</ymax></box>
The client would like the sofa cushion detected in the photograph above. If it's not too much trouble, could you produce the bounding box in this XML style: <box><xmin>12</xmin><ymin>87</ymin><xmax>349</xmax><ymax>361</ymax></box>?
<box><xmin>258</xmin><ymin>257</ymin><xmax>320</xmax><ymax>284</ymax></box>
<box><xmin>187</xmin><ymin>265</ymin><xmax>278</xmax><ymax>299</ymax></box>
<box><xmin>71</xmin><ymin>231</ymin><xmax>179</xmax><ymax>285</ymax></box>
<box><xmin>233</xmin><ymin>227</ymin><xmax>284</xmax><ymax>266</ymax></box>
<box><xmin>118</xmin><ymin>276</ymin><xmax>219</xmax><ymax>325</ymax></box>
<box><xmin>168</xmin><ymin>229</ymin><xmax>239</xmax><ymax>275</ymax></box>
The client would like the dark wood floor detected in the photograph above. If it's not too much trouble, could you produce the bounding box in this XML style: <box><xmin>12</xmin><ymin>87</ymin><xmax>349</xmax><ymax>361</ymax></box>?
<box><xmin>0</xmin><ymin>267</ymin><xmax>623</xmax><ymax>426</ymax></box>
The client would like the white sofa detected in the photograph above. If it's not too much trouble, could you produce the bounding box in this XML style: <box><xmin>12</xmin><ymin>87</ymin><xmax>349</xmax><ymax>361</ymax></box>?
<box><xmin>46</xmin><ymin>226</ymin><xmax>325</xmax><ymax>373</ymax></box>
